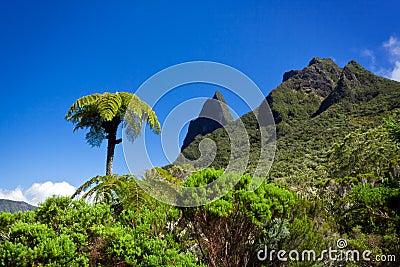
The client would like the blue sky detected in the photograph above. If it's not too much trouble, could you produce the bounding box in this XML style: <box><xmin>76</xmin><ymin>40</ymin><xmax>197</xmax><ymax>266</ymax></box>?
<box><xmin>1</xmin><ymin>0</ymin><xmax>399</xmax><ymax>204</ymax></box>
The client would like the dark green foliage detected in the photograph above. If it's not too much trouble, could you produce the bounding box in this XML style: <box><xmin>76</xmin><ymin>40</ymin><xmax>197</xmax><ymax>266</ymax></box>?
<box><xmin>316</xmin><ymin>118</ymin><xmax>400</xmax><ymax>265</ymax></box>
<box><xmin>280</xmin><ymin>196</ymin><xmax>338</xmax><ymax>266</ymax></box>
<box><xmin>334</xmin><ymin>174</ymin><xmax>400</xmax><ymax>265</ymax></box>
<box><xmin>327</xmin><ymin>125</ymin><xmax>400</xmax><ymax>178</ymax></box>
<box><xmin>386</xmin><ymin>118</ymin><xmax>400</xmax><ymax>143</ymax></box>
<box><xmin>344</xmin><ymin>181</ymin><xmax>399</xmax><ymax>234</ymax></box>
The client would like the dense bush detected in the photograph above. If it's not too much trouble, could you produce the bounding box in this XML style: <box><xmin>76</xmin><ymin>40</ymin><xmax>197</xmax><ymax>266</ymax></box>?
<box><xmin>0</xmin><ymin>196</ymin><xmax>203</xmax><ymax>267</ymax></box>
<box><xmin>180</xmin><ymin>168</ymin><xmax>296</xmax><ymax>266</ymax></box>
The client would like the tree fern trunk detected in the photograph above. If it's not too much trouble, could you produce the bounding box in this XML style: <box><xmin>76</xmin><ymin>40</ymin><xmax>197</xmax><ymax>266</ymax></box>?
<box><xmin>106</xmin><ymin>134</ymin><xmax>116</xmax><ymax>176</ymax></box>
<box><xmin>104</xmin><ymin>117</ymin><xmax>122</xmax><ymax>176</ymax></box>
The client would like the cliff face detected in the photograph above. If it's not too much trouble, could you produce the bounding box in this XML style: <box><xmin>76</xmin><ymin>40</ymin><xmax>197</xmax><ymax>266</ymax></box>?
<box><xmin>181</xmin><ymin>91</ymin><xmax>233</xmax><ymax>151</ymax></box>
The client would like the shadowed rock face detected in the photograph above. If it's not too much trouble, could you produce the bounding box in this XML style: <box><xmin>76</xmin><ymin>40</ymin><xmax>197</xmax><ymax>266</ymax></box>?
<box><xmin>181</xmin><ymin>91</ymin><xmax>233</xmax><ymax>151</ymax></box>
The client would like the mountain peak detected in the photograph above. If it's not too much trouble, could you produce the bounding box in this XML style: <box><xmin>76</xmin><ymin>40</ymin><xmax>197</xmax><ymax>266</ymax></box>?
<box><xmin>346</xmin><ymin>59</ymin><xmax>361</xmax><ymax>66</ymax></box>
<box><xmin>279</xmin><ymin>57</ymin><xmax>342</xmax><ymax>101</ymax></box>
<box><xmin>181</xmin><ymin>90</ymin><xmax>233</xmax><ymax>151</ymax></box>
<box><xmin>308</xmin><ymin>57</ymin><xmax>336</xmax><ymax>67</ymax></box>
<box><xmin>283</xmin><ymin>57</ymin><xmax>341</xmax><ymax>84</ymax></box>
<box><xmin>313</xmin><ymin>59</ymin><xmax>398</xmax><ymax>117</ymax></box>
<box><xmin>343</xmin><ymin>60</ymin><xmax>366</xmax><ymax>73</ymax></box>
<box><xmin>212</xmin><ymin>90</ymin><xmax>226</xmax><ymax>102</ymax></box>
<box><xmin>199</xmin><ymin>91</ymin><xmax>233</xmax><ymax>121</ymax></box>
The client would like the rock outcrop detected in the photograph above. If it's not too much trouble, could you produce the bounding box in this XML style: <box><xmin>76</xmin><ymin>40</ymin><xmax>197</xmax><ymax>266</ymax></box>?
<box><xmin>181</xmin><ymin>90</ymin><xmax>233</xmax><ymax>151</ymax></box>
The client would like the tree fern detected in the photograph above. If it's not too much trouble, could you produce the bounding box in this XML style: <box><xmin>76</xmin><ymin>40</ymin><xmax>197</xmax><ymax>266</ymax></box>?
<box><xmin>66</xmin><ymin>92</ymin><xmax>161</xmax><ymax>175</ymax></box>
<box><xmin>72</xmin><ymin>174</ymin><xmax>148</xmax><ymax>211</ymax></box>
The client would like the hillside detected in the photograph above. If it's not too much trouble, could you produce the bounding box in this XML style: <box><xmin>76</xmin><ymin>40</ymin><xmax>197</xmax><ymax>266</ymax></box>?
<box><xmin>178</xmin><ymin>57</ymin><xmax>400</xmax><ymax>186</ymax></box>
<box><xmin>0</xmin><ymin>199</ymin><xmax>35</xmax><ymax>213</ymax></box>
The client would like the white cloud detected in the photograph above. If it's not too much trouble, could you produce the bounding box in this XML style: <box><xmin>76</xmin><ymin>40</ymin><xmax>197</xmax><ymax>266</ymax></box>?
<box><xmin>390</xmin><ymin>61</ymin><xmax>400</xmax><ymax>81</ymax></box>
<box><xmin>26</xmin><ymin>181</ymin><xmax>76</xmax><ymax>205</ymax></box>
<box><xmin>383</xmin><ymin>36</ymin><xmax>400</xmax><ymax>81</ymax></box>
<box><xmin>383</xmin><ymin>36</ymin><xmax>400</xmax><ymax>57</ymax></box>
<box><xmin>0</xmin><ymin>187</ymin><xmax>29</xmax><ymax>203</ymax></box>
<box><xmin>0</xmin><ymin>181</ymin><xmax>76</xmax><ymax>206</ymax></box>
<box><xmin>361</xmin><ymin>49</ymin><xmax>376</xmax><ymax>66</ymax></box>
<box><xmin>388</xmin><ymin>60</ymin><xmax>400</xmax><ymax>81</ymax></box>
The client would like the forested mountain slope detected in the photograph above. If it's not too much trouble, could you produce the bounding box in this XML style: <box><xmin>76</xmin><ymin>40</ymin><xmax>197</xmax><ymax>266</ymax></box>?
<box><xmin>179</xmin><ymin>57</ymin><xmax>400</xmax><ymax>186</ymax></box>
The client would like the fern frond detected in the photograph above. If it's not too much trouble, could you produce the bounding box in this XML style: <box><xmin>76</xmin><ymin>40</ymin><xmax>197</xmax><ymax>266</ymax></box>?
<box><xmin>86</xmin><ymin>126</ymin><xmax>106</xmax><ymax>147</ymax></box>
<box><xmin>119</xmin><ymin>92</ymin><xmax>134</xmax><ymax>108</ymax></box>
<box><xmin>73</xmin><ymin>174</ymin><xmax>148</xmax><ymax>210</ymax></box>
<box><xmin>65</xmin><ymin>94</ymin><xmax>101</xmax><ymax>120</ymax></box>
<box><xmin>146</xmin><ymin>108</ymin><xmax>161</xmax><ymax>134</ymax></box>
<box><xmin>98</xmin><ymin>93</ymin><xmax>122</xmax><ymax>121</ymax></box>
<box><xmin>72</xmin><ymin>175</ymin><xmax>103</xmax><ymax>199</ymax></box>
<box><xmin>123</xmin><ymin>95</ymin><xmax>161</xmax><ymax>142</ymax></box>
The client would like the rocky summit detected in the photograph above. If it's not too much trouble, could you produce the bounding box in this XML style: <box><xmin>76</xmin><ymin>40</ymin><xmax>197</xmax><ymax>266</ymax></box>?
<box><xmin>181</xmin><ymin>90</ymin><xmax>233</xmax><ymax>151</ymax></box>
